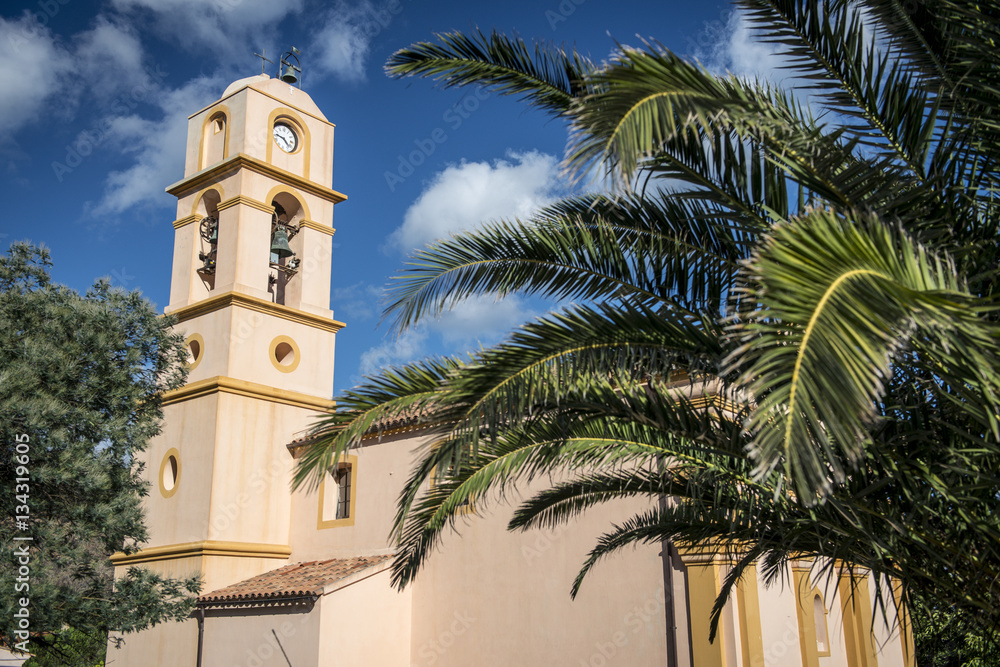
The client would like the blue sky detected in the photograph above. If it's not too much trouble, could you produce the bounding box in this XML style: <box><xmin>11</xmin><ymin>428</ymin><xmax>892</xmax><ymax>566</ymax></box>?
<box><xmin>0</xmin><ymin>0</ymin><xmax>783</xmax><ymax>396</ymax></box>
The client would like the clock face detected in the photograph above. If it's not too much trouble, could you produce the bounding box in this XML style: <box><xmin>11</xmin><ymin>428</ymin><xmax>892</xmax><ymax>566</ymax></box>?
<box><xmin>273</xmin><ymin>123</ymin><xmax>298</xmax><ymax>153</ymax></box>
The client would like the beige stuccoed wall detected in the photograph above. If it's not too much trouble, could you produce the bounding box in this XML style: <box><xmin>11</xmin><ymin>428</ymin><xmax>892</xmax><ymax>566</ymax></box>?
<box><xmin>201</xmin><ymin>605</ymin><xmax>322</xmax><ymax>667</ymax></box>
<box><xmin>170</xmin><ymin>306</ymin><xmax>337</xmax><ymax>397</ymax></box>
<box><xmin>869</xmin><ymin>581</ymin><xmax>908</xmax><ymax>667</ymax></box>
<box><xmin>144</xmin><ymin>395</ymin><xmax>217</xmax><ymax>544</ymax></box>
<box><xmin>756</xmin><ymin>566</ymin><xmax>805</xmax><ymax>666</ymax></box>
<box><xmin>409</xmin><ymin>495</ymin><xmax>670</xmax><ymax>667</ymax></box>
<box><xmin>108</xmin><ymin>616</ymin><xmax>199</xmax><ymax>667</ymax></box>
<box><xmin>316</xmin><ymin>568</ymin><xmax>412</xmax><ymax>666</ymax></box>
<box><xmin>289</xmin><ymin>430</ymin><xmax>673</xmax><ymax>665</ymax></box>
<box><xmin>142</xmin><ymin>391</ymin><xmax>320</xmax><ymax>550</ymax></box>
<box><xmin>182</xmin><ymin>75</ymin><xmax>334</xmax><ymax>185</ymax></box>
<box><xmin>289</xmin><ymin>432</ymin><xmax>415</xmax><ymax>561</ymax></box>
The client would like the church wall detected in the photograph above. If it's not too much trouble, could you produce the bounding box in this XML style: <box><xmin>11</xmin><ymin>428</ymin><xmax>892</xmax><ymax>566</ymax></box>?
<box><xmin>201</xmin><ymin>604</ymin><xmax>322</xmax><ymax>667</ymax></box>
<box><xmin>289</xmin><ymin>431</ymin><xmax>418</xmax><ymax>561</ymax></box>
<box><xmin>868</xmin><ymin>581</ymin><xmax>907</xmax><ymax>667</ymax></box>
<box><xmin>316</xmin><ymin>568</ymin><xmax>412</xmax><ymax>666</ymax></box>
<box><xmin>750</xmin><ymin>564</ymin><xmax>802</xmax><ymax>666</ymax></box>
<box><xmin>143</xmin><ymin>394</ymin><xmax>219</xmax><ymax>545</ymax></box>
<box><xmin>406</xmin><ymin>479</ymin><xmax>671</xmax><ymax>667</ymax></box>
<box><xmin>108</xmin><ymin>616</ymin><xmax>199</xmax><ymax>667</ymax></box>
<box><xmin>820</xmin><ymin>582</ymin><xmax>852</xmax><ymax>667</ymax></box>
<box><xmin>290</xmin><ymin>430</ymin><xmax>674</xmax><ymax>665</ymax></box>
<box><xmin>204</xmin><ymin>392</ymin><xmax>308</xmax><ymax>546</ymax></box>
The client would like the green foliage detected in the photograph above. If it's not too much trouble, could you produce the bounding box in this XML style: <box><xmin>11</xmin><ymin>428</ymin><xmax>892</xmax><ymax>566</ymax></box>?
<box><xmin>912</xmin><ymin>596</ymin><xmax>1000</xmax><ymax>667</ymax></box>
<box><xmin>23</xmin><ymin>626</ymin><xmax>106</xmax><ymax>667</ymax></box>
<box><xmin>0</xmin><ymin>243</ymin><xmax>201</xmax><ymax>655</ymax></box>
<box><xmin>298</xmin><ymin>0</ymin><xmax>1000</xmax><ymax>642</ymax></box>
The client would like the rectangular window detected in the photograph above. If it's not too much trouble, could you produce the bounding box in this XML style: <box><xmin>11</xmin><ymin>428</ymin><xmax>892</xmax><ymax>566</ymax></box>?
<box><xmin>335</xmin><ymin>466</ymin><xmax>351</xmax><ymax>519</ymax></box>
<box><xmin>317</xmin><ymin>455</ymin><xmax>357</xmax><ymax>529</ymax></box>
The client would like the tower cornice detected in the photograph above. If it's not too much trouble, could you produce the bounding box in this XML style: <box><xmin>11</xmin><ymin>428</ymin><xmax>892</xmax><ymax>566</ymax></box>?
<box><xmin>166</xmin><ymin>152</ymin><xmax>348</xmax><ymax>204</ymax></box>
<box><xmin>162</xmin><ymin>375</ymin><xmax>336</xmax><ymax>411</ymax></box>
<box><xmin>165</xmin><ymin>290</ymin><xmax>346</xmax><ymax>332</ymax></box>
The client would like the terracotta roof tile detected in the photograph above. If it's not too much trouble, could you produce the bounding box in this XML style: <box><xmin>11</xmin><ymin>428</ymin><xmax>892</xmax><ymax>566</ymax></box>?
<box><xmin>286</xmin><ymin>408</ymin><xmax>432</xmax><ymax>451</ymax></box>
<box><xmin>198</xmin><ymin>555</ymin><xmax>390</xmax><ymax>606</ymax></box>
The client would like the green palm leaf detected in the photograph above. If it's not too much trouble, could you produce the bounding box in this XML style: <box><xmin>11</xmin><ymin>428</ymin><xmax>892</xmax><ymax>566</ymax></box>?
<box><xmin>385</xmin><ymin>29</ymin><xmax>594</xmax><ymax>116</ymax></box>
<box><xmin>734</xmin><ymin>208</ymin><xmax>1000</xmax><ymax>496</ymax></box>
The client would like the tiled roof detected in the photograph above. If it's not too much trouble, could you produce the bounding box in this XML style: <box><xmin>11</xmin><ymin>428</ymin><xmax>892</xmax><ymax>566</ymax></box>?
<box><xmin>198</xmin><ymin>555</ymin><xmax>391</xmax><ymax>606</ymax></box>
<box><xmin>286</xmin><ymin>408</ymin><xmax>432</xmax><ymax>451</ymax></box>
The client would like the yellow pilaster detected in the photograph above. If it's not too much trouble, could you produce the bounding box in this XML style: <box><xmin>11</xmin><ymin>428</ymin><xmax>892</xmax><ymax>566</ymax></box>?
<box><xmin>793</xmin><ymin>565</ymin><xmax>820</xmax><ymax>667</ymax></box>
<box><xmin>737</xmin><ymin>565</ymin><xmax>764</xmax><ymax>667</ymax></box>
<box><xmin>684</xmin><ymin>556</ymin><xmax>726</xmax><ymax>667</ymax></box>
<box><xmin>839</xmin><ymin>574</ymin><xmax>879</xmax><ymax>667</ymax></box>
<box><xmin>892</xmin><ymin>584</ymin><xmax>916</xmax><ymax>667</ymax></box>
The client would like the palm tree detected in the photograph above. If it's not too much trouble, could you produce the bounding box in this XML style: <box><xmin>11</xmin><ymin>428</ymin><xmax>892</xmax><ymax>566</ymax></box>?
<box><xmin>295</xmin><ymin>0</ymin><xmax>1000</xmax><ymax>634</ymax></box>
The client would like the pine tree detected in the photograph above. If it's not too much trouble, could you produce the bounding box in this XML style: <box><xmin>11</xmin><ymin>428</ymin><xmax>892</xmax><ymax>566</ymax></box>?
<box><xmin>0</xmin><ymin>243</ymin><xmax>200</xmax><ymax>664</ymax></box>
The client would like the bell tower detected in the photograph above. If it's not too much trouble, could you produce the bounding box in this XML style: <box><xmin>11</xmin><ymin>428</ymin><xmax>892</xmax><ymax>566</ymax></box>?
<box><xmin>110</xmin><ymin>71</ymin><xmax>346</xmax><ymax>665</ymax></box>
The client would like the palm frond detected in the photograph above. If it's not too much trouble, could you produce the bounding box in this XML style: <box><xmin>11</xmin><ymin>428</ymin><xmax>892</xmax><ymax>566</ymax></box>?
<box><xmin>385</xmin><ymin>192</ymin><xmax>753</xmax><ymax>330</ymax></box>
<box><xmin>385</xmin><ymin>29</ymin><xmax>595</xmax><ymax>116</ymax></box>
<box><xmin>293</xmin><ymin>356</ymin><xmax>460</xmax><ymax>492</ymax></box>
<box><xmin>732</xmin><ymin>208</ymin><xmax>1000</xmax><ymax>497</ymax></box>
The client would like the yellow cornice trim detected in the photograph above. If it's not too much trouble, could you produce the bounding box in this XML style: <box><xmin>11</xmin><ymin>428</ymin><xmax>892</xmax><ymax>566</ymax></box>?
<box><xmin>299</xmin><ymin>219</ymin><xmax>336</xmax><ymax>236</ymax></box>
<box><xmin>111</xmin><ymin>540</ymin><xmax>291</xmax><ymax>565</ymax></box>
<box><xmin>173</xmin><ymin>214</ymin><xmax>200</xmax><ymax>229</ymax></box>
<box><xmin>218</xmin><ymin>194</ymin><xmax>274</xmax><ymax>214</ymax></box>
<box><xmin>168</xmin><ymin>291</ymin><xmax>346</xmax><ymax>333</ymax></box>
<box><xmin>163</xmin><ymin>376</ymin><xmax>336</xmax><ymax>411</ymax></box>
<box><xmin>166</xmin><ymin>153</ymin><xmax>347</xmax><ymax>204</ymax></box>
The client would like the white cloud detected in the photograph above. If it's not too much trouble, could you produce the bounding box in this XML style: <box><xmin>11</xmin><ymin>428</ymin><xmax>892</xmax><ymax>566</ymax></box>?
<box><xmin>0</xmin><ymin>14</ymin><xmax>74</xmax><ymax>136</ymax></box>
<box><xmin>308</xmin><ymin>1</ymin><xmax>398</xmax><ymax>83</ymax></box>
<box><xmin>387</xmin><ymin>151</ymin><xmax>562</xmax><ymax>254</ymax></box>
<box><xmin>699</xmin><ymin>11</ymin><xmax>789</xmax><ymax>85</ymax></box>
<box><xmin>73</xmin><ymin>17</ymin><xmax>149</xmax><ymax>100</ymax></box>
<box><xmin>87</xmin><ymin>76</ymin><xmax>225</xmax><ymax>217</ymax></box>
<box><xmin>109</xmin><ymin>0</ymin><xmax>303</xmax><ymax>60</ymax></box>
<box><xmin>433</xmin><ymin>294</ymin><xmax>536</xmax><ymax>346</ymax></box>
<box><xmin>359</xmin><ymin>328</ymin><xmax>429</xmax><ymax>377</ymax></box>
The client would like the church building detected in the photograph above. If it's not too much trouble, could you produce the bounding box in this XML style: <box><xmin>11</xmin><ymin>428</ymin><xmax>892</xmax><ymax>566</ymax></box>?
<box><xmin>108</xmin><ymin>69</ymin><xmax>915</xmax><ymax>667</ymax></box>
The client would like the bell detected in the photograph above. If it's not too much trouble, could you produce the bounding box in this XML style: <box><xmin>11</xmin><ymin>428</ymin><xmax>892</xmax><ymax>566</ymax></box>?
<box><xmin>270</xmin><ymin>227</ymin><xmax>294</xmax><ymax>259</ymax></box>
<box><xmin>208</xmin><ymin>224</ymin><xmax>218</xmax><ymax>244</ymax></box>
<box><xmin>280</xmin><ymin>64</ymin><xmax>298</xmax><ymax>84</ymax></box>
